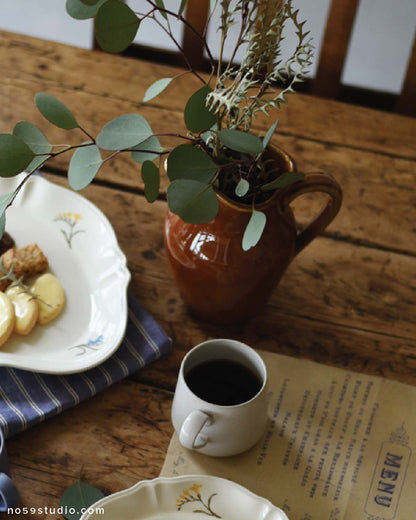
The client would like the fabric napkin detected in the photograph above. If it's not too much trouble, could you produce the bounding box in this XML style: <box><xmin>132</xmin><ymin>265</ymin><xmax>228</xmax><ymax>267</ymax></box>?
<box><xmin>0</xmin><ymin>291</ymin><xmax>172</xmax><ymax>439</ymax></box>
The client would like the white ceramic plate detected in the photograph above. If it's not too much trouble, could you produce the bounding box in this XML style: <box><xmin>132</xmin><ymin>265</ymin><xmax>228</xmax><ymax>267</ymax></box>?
<box><xmin>80</xmin><ymin>475</ymin><xmax>289</xmax><ymax>520</ymax></box>
<box><xmin>0</xmin><ymin>173</ymin><xmax>130</xmax><ymax>374</ymax></box>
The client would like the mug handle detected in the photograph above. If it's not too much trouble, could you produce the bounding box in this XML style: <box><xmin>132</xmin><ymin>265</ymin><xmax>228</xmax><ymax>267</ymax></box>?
<box><xmin>278</xmin><ymin>172</ymin><xmax>342</xmax><ymax>255</ymax></box>
<box><xmin>0</xmin><ymin>472</ymin><xmax>20</xmax><ymax>512</ymax></box>
<box><xmin>179</xmin><ymin>410</ymin><xmax>212</xmax><ymax>450</ymax></box>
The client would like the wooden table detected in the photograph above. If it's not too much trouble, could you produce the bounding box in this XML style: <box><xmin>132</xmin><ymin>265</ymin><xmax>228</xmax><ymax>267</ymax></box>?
<box><xmin>0</xmin><ymin>30</ymin><xmax>415</xmax><ymax>519</ymax></box>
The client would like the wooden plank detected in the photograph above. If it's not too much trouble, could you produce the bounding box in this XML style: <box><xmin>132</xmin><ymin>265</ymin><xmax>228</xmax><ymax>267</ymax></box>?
<box><xmin>312</xmin><ymin>0</ymin><xmax>360</xmax><ymax>99</ymax></box>
<box><xmin>0</xmin><ymin>31</ymin><xmax>415</xmax><ymax>160</ymax></box>
<box><xmin>6</xmin><ymin>380</ymin><xmax>173</xmax><ymax>518</ymax></box>
<box><xmin>396</xmin><ymin>32</ymin><xmax>416</xmax><ymax>117</ymax></box>
<box><xmin>0</xmin><ymin>80</ymin><xmax>415</xmax><ymax>256</ymax></box>
<box><xmin>40</xmin><ymin>177</ymin><xmax>416</xmax><ymax>388</ymax></box>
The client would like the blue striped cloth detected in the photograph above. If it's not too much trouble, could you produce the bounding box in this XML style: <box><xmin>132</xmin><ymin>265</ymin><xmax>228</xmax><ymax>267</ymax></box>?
<box><xmin>0</xmin><ymin>291</ymin><xmax>171</xmax><ymax>439</ymax></box>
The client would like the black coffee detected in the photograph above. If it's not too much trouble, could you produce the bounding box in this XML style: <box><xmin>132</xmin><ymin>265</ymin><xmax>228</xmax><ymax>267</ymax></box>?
<box><xmin>185</xmin><ymin>359</ymin><xmax>262</xmax><ymax>406</ymax></box>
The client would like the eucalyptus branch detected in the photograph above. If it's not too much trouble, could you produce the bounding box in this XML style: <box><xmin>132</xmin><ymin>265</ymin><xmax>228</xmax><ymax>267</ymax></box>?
<box><xmin>151</xmin><ymin>15</ymin><xmax>207</xmax><ymax>85</ymax></box>
<box><xmin>78</xmin><ymin>124</ymin><xmax>96</xmax><ymax>143</ymax></box>
<box><xmin>145</xmin><ymin>0</ymin><xmax>216</xmax><ymax>74</ymax></box>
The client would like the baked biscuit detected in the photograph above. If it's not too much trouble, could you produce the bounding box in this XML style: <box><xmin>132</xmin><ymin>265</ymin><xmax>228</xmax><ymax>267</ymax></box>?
<box><xmin>0</xmin><ymin>244</ymin><xmax>48</xmax><ymax>290</ymax></box>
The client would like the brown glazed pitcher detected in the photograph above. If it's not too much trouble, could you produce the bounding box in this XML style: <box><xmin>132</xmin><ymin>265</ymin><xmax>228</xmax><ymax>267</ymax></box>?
<box><xmin>164</xmin><ymin>146</ymin><xmax>342</xmax><ymax>324</ymax></box>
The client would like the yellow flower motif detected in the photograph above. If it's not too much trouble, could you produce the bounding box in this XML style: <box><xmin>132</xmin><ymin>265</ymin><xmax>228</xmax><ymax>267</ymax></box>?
<box><xmin>176</xmin><ymin>484</ymin><xmax>220</xmax><ymax>517</ymax></box>
<box><xmin>190</xmin><ymin>484</ymin><xmax>202</xmax><ymax>494</ymax></box>
<box><xmin>55</xmin><ymin>212</ymin><xmax>82</xmax><ymax>222</ymax></box>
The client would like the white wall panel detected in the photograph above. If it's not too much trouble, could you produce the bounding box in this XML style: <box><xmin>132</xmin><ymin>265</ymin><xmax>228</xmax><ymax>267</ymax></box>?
<box><xmin>0</xmin><ymin>0</ymin><xmax>93</xmax><ymax>49</ymax></box>
<box><xmin>342</xmin><ymin>0</ymin><xmax>416</xmax><ymax>94</ymax></box>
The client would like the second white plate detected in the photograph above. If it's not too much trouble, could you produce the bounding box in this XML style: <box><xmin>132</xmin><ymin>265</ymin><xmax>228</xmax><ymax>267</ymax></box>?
<box><xmin>80</xmin><ymin>475</ymin><xmax>289</xmax><ymax>520</ymax></box>
<box><xmin>0</xmin><ymin>173</ymin><xmax>130</xmax><ymax>374</ymax></box>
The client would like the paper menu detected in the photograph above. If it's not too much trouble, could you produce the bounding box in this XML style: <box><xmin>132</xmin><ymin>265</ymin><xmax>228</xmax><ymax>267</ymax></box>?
<box><xmin>161</xmin><ymin>351</ymin><xmax>416</xmax><ymax>520</ymax></box>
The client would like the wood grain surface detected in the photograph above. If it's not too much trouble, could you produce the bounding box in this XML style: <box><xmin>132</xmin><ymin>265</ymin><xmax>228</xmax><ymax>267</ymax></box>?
<box><xmin>0</xmin><ymin>31</ymin><xmax>414</xmax><ymax>520</ymax></box>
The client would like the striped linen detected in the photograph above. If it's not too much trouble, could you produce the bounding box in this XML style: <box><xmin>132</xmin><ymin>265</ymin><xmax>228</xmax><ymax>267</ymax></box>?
<box><xmin>0</xmin><ymin>291</ymin><xmax>171</xmax><ymax>438</ymax></box>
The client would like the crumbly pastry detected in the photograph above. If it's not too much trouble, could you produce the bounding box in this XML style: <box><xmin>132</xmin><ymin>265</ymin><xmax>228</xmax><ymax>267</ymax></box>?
<box><xmin>0</xmin><ymin>244</ymin><xmax>49</xmax><ymax>290</ymax></box>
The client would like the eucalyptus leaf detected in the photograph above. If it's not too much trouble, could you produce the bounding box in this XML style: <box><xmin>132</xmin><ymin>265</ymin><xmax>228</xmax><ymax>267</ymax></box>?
<box><xmin>0</xmin><ymin>189</ymin><xmax>18</xmax><ymax>236</ymax></box>
<box><xmin>13</xmin><ymin>121</ymin><xmax>52</xmax><ymax>172</ymax></box>
<box><xmin>60</xmin><ymin>480</ymin><xmax>104</xmax><ymax>520</ymax></box>
<box><xmin>13</xmin><ymin>121</ymin><xmax>52</xmax><ymax>155</ymax></box>
<box><xmin>143</xmin><ymin>78</ymin><xmax>173</xmax><ymax>103</ymax></box>
<box><xmin>184</xmin><ymin>85</ymin><xmax>216</xmax><ymax>133</ymax></box>
<box><xmin>0</xmin><ymin>213</ymin><xmax>5</xmax><ymax>238</ymax></box>
<box><xmin>167</xmin><ymin>179</ymin><xmax>219</xmax><ymax>224</ymax></box>
<box><xmin>131</xmin><ymin>135</ymin><xmax>163</xmax><ymax>163</ymax></box>
<box><xmin>178</xmin><ymin>0</ymin><xmax>187</xmax><ymax>15</ymax></box>
<box><xmin>262</xmin><ymin>120</ymin><xmax>279</xmax><ymax>148</ymax></box>
<box><xmin>242</xmin><ymin>209</ymin><xmax>266</xmax><ymax>251</ymax></box>
<box><xmin>35</xmin><ymin>93</ymin><xmax>79</xmax><ymax>130</ymax></box>
<box><xmin>68</xmin><ymin>144</ymin><xmax>102</xmax><ymax>190</ymax></box>
<box><xmin>167</xmin><ymin>145</ymin><xmax>217</xmax><ymax>184</ymax></box>
<box><xmin>155</xmin><ymin>0</ymin><xmax>168</xmax><ymax>19</ymax></box>
<box><xmin>95</xmin><ymin>0</ymin><xmax>140</xmax><ymax>53</ymax></box>
<box><xmin>0</xmin><ymin>134</ymin><xmax>35</xmax><ymax>177</ymax></box>
<box><xmin>261</xmin><ymin>171</ymin><xmax>304</xmax><ymax>191</ymax></box>
<box><xmin>24</xmin><ymin>155</ymin><xmax>50</xmax><ymax>173</ymax></box>
<box><xmin>141</xmin><ymin>161</ymin><xmax>160</xmax><ymax>203</ymax></box>
<box><xmin>66</xmin><ymin>0</ymin><xmax>106</xmax><ymax>19</ymax></box>
<box><xmin>80</xmin><ymin>0</ymin><xmax>101</xmax><ymax>5</ymax></box>
<box><xmin>210</xmin><ymin>0</ymin><xmax>217</xmax><ymax>13</ymax></box>
<box><xmin>235</xmin><ymin>178</ymin><xmax>249</xmax><ymax>198</ymax></box>
<box><xmin>96</xmin><ymin>114</ymin><xmax>153</xmax><ymax>150</ymax></box>
<box><xmin>0</xmin><ymin>192</ymin><xmax>14</xmax><ymax>221</ymax></box>
<box><xmin>217</xmin><ymin>130</ymin><xmax>264</xmax><ymax>155</ymax></box>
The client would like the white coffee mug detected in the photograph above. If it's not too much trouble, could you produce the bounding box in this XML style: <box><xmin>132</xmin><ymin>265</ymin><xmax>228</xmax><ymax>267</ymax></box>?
<box><xmin>171</xmin><ymin>339</ymin><xmax>268</xmax><ymax>457</ymax></box>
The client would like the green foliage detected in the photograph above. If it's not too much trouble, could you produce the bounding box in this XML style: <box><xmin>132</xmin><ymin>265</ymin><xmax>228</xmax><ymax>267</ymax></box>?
<box><xmin>206</xmin><ymin>0</ymin><xmax>314</xmax><ymax>130</ymax></box>
<box><xmin>35</xmin><ymin>93</ymin><xmax>79</xmax><ymax>129</ymax></box>
<box><xmin>0</xmin><ymin>214</ymin><xmax>5</xmax><ymax>237</ymax></box>
<box><xmin>167</xmin><ymin>145</ymin><xmax>217</xmax><ymax>183</ymax></box>
<box><xmin>143</xmin><ymin>78</ymin><xmax>173</xmax><ymax>102</ymax></box>
<box><xmin>178</xmin><ymin>0</ymin><xmax>188</xmax><ymax>16</ymax></box>
<box><xmin>217</xmin><ymin>130</ymin><xmax>264</xmax><ymax>155</ymax></box>
<box><xmin>95</xmin><ymin>0</ymin><xmax>140</xmax><ymax>53</ymax></box>
<box><xmin>66</xmin><ymin>0</ymin><xmax>106</xmax><ymax>20</ymax></box>
<box><xmin>60</xmin><ymin>480</ymin><xmax>104</xmax><ymax>520</ymax></box>
<box><xmin>155</xmin><ymin>0</ymin><xmax>168</xmax><ymax>20</ymax></box>
<box><xmin>235</xmin><ymin>178</ymin><xmax>249</xmax><ymax>198</ymax></box>
<box><xmin>68</xmin><ymin>144</ymin><xmax>102</xmax><ymax>190</ymax></box>
<box><xmin>13</xmin><ymin>121</ymin><xmax>52</xmax><ymax>172</ymax></box>
<box><xmin>184</xmin><ymin>85</ymin><xmax>216</xmax><ymax>133</ymax></box>
<box><xmin>243</xmin><ymin>209</ymin><xmax>266</xmax><ymax>251</ymax></box>
<box><xmin>168</xmin><ymin>180</ymin><xmax>218</xmax><ymax>224</ymax></box>
<box><xmin>0</xmin><ymin>134</ymin><xmax>35</xmax><ymax>177</ymax></box>
<box><xmin>0</xmin><ymin>0</ymin><xmax>312</xmax><ymax>250</ymax></box>
<box><xmin>262</xmin><ymin>121</ymin><xmax>279</xmax><ymax>149</ymax></box>
<box><xmin>141</xmin><ymin>161</ymin><xmax>160</xmax><ymax>203</ymax></box>
<box><xmin>131</xmin><ymin>136</ymin><xmax>163</xmax><ymax>163</ymax></box>
<box><xmin>96</xmin><ymin>114</ymin><xmax>153</xmax><ymax>150</ymax></box>
<box><xmin>0</xmin><ymin>192</ymin><xmax>14</xmax><ymax>235</ymax></box>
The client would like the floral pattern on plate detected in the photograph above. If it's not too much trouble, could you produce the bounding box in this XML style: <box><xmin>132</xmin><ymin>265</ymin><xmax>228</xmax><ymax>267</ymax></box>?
<box><xmin>54</xmin><ymin>211</ymin><xmax>85</xmax><ymax>249</ymax></box>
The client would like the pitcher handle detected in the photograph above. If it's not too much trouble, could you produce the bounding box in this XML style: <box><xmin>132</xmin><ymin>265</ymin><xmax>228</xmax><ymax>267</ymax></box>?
<box><xmin>278</xmin><ymin>172</ymin><xmax>342</xmax><ymax>255</ymax></box>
